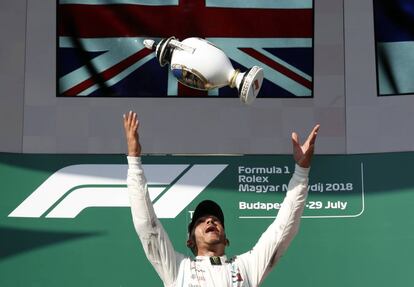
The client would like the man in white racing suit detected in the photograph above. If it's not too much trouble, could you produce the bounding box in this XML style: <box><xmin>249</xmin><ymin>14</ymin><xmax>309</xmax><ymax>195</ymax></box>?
<box><xmin>123</xmin><ymin>111</ymin><xmax>320</xmax><ymax>287</ymax></box>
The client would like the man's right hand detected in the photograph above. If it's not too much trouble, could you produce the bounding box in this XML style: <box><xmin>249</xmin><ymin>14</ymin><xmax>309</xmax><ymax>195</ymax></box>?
<box><xmin>123</xmin><ymin>111</ymin><xmax>141</xmax><ymax>157</ymax></box>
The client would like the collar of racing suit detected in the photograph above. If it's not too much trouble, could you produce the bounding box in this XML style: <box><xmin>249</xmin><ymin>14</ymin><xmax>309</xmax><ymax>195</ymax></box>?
<box><xmin>194</xmin><ymin>255</ymin><xmax>231</xmax><ymax>265</ymax></box>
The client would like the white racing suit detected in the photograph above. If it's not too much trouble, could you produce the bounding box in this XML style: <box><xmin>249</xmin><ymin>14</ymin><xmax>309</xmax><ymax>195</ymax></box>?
<box><xmin>127</xmin><ymin>157</ymin><xmax>309</xmax><ymax>287</ymax></box>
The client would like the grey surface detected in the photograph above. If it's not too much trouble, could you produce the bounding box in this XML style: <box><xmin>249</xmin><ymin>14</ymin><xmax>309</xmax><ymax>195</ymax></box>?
<box><xmin>13</xmin><ymin>0</ymin><xmax>346</xmax><ymax>154</ymax></box>
<box><xmin>7</xmin><ymin>0</ymin><xmax>413</xmax><ymax>154</ymax></box>
<box><xmin>0</xmin><ymin>0</ymin><xmax>26</xmax><ymax>152</ymax></box>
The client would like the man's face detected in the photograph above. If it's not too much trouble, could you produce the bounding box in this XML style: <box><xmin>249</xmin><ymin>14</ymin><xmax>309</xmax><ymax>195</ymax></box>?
<box><xmin>193</xmin><ymin>215</ymin><xmax>226</xmax><ymax>247</ymax></box>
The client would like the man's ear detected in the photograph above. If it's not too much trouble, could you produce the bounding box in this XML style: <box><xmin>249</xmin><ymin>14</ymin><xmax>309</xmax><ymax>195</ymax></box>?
<box><xmin>187</xmin><ymin>238</ymin><xmax>195</xmax><ymax>248</ymax></box>
<box><xmin>226</xmin><ymin>238</ymin><xmax>230</xmax><ymax>247</ymax></box>
<box><xmin>187</xmin><ymin>238</ymin><xmax>198</xmax><ymax>256</ymax></box>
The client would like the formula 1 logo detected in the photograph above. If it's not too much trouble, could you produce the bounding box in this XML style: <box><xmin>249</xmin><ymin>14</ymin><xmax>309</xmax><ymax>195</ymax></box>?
<box><xmin>9</xmin><ymin>164</ymin><xmax>227</xmax><ymax>218</ymax></box>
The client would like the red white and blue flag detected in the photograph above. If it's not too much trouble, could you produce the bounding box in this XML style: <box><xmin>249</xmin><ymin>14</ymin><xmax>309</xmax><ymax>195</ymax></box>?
<box><xmin>374</xmin><ymin>0</ymin><xmax>414</xmax><ymax>96</ymax></box>
<box><xmin>57</xmin><ymin>0</ymin><xmax>314</xmax><ymax>98</ymax></box>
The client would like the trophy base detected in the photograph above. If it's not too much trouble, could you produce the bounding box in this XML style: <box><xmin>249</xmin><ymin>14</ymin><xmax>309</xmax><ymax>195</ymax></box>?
<box><xmin>238</xmin><ymin>66</ymin><xmax>263</xmax><ymax>105</ymax></box>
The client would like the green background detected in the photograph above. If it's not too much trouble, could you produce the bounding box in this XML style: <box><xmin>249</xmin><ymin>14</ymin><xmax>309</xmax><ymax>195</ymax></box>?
<box><xmin>0</xmin><ymin>153</ymin><xmax>413</xmax><ymax>286</ymax></box>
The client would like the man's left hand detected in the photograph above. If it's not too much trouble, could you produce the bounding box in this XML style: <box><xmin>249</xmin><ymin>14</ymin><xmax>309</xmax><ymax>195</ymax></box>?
<box><xmin>292</xmin><ymin>124</ymin><xmax>320</xmax><ymax>168</ymax></box>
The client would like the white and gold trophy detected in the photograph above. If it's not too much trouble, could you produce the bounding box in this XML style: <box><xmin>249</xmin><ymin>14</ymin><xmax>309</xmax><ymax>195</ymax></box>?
<box><xmin>143</xmin><ymin>37</ymin><xmax>264</xmax><ymax>104</ymax></box>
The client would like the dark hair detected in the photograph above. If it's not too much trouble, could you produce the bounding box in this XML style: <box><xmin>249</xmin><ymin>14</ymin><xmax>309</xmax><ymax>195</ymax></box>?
<box><xmin>187</xmin><ymin>229</ymin><xmax>198</xmax><ymax>255</ymax></box>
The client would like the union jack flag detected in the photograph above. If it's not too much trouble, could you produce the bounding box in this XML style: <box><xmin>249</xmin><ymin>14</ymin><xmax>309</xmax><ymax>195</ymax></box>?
<box><xmin>57</xmin><ymin>0</ymin><xmax>314</xmax><ymax>98</ymax></box>
<box><xmin>374</xmin><ymin>0</ymin><xmax>414</xmax><ymax>96</ymax></box>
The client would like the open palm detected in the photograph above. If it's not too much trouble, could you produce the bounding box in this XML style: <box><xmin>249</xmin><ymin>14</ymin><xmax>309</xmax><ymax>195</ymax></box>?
<box><xmin>292</xmin><ymin>125</ymin><xmax>320</xmax><ymax>168</ymax></box>
<box><xmin>123</xmin><ymin>111</ymin><xmax>141</xmax><ymax>157</ymax></box>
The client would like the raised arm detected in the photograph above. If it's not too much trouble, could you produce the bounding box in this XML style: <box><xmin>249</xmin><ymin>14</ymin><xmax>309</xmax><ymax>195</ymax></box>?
<box><xmin>238</xmin><ymin>125</ymin><xmax>320</xmax><ymax>286</ymax></box>
<box><xmin>124</xmin><ymin>111</ymin><xmax>183</xmax><ymax>286</ymax></box>
<box><xmin>123</xmin><ymin>110</ymin><xmax>142</xmax><ymax>157</ymax></box>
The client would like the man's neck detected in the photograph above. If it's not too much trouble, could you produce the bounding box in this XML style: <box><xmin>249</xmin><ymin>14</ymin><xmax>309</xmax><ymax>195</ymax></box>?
<box><xmin>196</xmin><ymin>250</ymin><xmax>225</xmax><ymax>257</ymax></box>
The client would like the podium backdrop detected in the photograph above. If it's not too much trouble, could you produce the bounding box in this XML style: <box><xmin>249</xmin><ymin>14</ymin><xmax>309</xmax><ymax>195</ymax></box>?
<box><xmin>1</xmin><ymin>153</ymin><xmax>413</xmax><ymax>286</ymax></box>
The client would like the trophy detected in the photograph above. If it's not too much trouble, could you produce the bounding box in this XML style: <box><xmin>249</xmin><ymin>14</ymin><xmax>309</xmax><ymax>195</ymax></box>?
<box><xmin>143</xmin><ymin>37</ymin><xmax>264</xmax><ymax>105</ymax></box>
